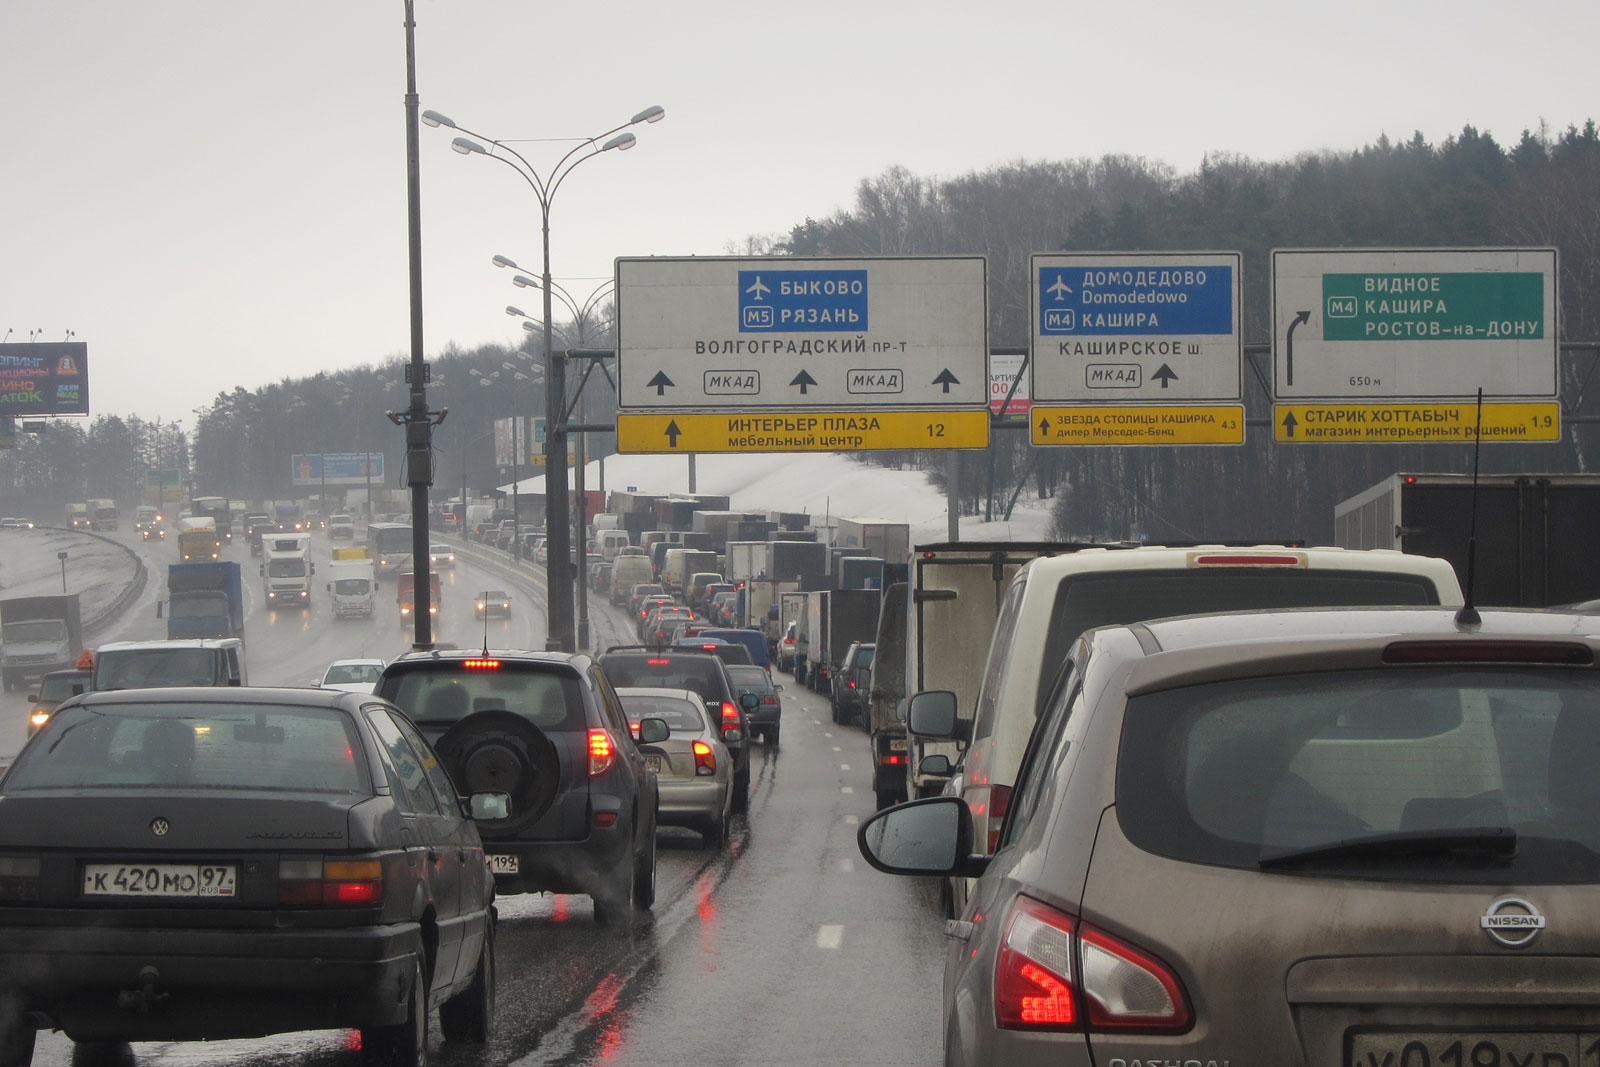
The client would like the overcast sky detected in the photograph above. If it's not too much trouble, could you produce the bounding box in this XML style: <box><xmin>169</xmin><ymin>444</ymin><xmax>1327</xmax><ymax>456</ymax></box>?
<box><xmin>4</xmin><ymin>0</ymin><xmax>1596</xmax><ymax>425</ymax></box>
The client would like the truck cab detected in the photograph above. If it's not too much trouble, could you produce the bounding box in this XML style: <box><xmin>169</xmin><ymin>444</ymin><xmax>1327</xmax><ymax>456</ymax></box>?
<box><xmin>90</xmin><ymin>639</ymin><xmax>247</xmax><ymax>691</ymax></box>
<box><xmin>260</xmin><ymin>534</ymin><xmax>314</xmax><ymax>607</ymax></box>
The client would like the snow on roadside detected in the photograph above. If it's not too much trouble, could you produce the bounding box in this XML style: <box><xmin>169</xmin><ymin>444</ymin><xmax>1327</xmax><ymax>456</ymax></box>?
<box><xmin>0</xmin><ymin>528</ymin><xmax>141</xmax><ymax>622</ymax></box>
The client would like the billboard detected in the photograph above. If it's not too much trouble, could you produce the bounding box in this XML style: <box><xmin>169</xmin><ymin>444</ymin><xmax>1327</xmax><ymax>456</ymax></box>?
<box><xmin>291</xmin><ymin>453</ymin><xmax>385</xmax><ymax>487</ymax></box>
<box><xmin>492</xmin><ymin>417</ymin><xmax>540</xmax><ymax>467</ymax></box>
<box><xmin>0</xmin><ymin>342</ymin><xmax>90</xmax><ymax>416</ymax></box>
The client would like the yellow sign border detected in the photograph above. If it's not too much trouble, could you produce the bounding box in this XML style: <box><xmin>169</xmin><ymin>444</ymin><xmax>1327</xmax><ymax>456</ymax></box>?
<box><xmin>1031</xmin><ymin>405</ymin><xmax>1246</xmax><ymax>446</ymax></box>
<box><xmin>1273</xmin><ymin>402</ymin><xmax>1560</xmax><ymax>443</ymax></box>
<box><xmin>617</xmin><ymin>409</ymin><xmax>991</xmax><ymax>454</ymax></box>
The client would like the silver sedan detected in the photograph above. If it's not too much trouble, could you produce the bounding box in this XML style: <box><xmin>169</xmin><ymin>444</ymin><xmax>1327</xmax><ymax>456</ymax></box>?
<box><xmin>616</xmin><ymin>686</ymin><xmax>733</xmax><ymax>850</ymax></box>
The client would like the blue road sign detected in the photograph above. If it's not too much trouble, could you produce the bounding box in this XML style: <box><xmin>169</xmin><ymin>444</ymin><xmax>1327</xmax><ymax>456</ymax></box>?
<box><xmin>738</xmin><ymin>269</ymin><xmax>868</xmax><ymax>332</ymax></box>
<box><xmin>1038</xmin><ymin>264</ymin><xmax>1233</xmax><ymax>335</ymax></box>
<box><xmin>292</xmin><ymin>452</ymin><xmax>385</xmax><ymax>487</ymax></box>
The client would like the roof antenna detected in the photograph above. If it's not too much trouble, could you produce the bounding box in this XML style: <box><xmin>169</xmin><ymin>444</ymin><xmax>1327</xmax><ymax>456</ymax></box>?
<box><xmin>1455</xmin><ymin>388</ymin><xmax>1485</xmax><ymax>628</ymax></box>
<box><xmin>481</xmin><ymin>590</ymin><xmax>491</xmax><ymax>657</ymax></box>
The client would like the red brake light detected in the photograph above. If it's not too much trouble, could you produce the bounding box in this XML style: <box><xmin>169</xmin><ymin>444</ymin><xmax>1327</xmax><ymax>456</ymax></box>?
<box><xmin>588</xmin><ymin>729</ymin><xmax>615</xmax><ymax>777</ymax></box>
<box><xmin>1190</xmin><ymin>553</ymin><xmax>1304</xmax><ymax>567</ymax></box>
<box><xmin>279</xmin><ymin>858</ymin><xmax>384</xmax><ymax>907</ymax></box>
<box><xmin>629</xmin><ymin>721</ymin><xmax>641</xmax><ymax>737</ymax></box>
<box><xmin>463</xmin><ymin>659</ymin><xmax>501</xmax><ymax>670</ymax></box>
<box><xmin>692</xmin><ymin>740</ymin><xmax>716</xmax><ymax>775</ymax></box>
<box><xmin>647</xmin><ymin>658</ymin><xmax>671</xmax><ymax>666</ymax></box>
<box><xmin>720</xmin><ymin>702</ymin><xmax>739</xmax><ymax>723</ymax></box>
<box><xmin>994</xmin><ymin>896</ymin><xmax>1190</xmax><ymax>1033</ymax></box>
<box><xmin>987</xmin><ymin>784</ymin><xmax>1013</xmax><ymax>854</ymax></box>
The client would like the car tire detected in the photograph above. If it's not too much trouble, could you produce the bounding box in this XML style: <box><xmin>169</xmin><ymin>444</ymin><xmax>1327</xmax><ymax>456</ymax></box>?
<box><xmin>361</xmin><ymin>955</ymin><xmax>427</xmax><ymax>1067</ymax></box>
<box><xmin>435</xmin><ymin>710</ymin><xmax>562</xmax><ymax>835</ymax></box>
<box><xmin>632</xmin><ymin>821</ymin><xmax>657</xmax><ymax>910</ymax></box>
<box><xmin>765</xmin><ymin>723</ymin><xmax>780</xmax><ymax>746</ymax></box>
<box><xmin>730</xmin><ymin>764</ymin><xmax>750</xmax><ymax>813</ymax></box>
<box><xmin>592</xmin><ymin>862</ymin><xmax>633</xmax><ymax>927</ymax></box>
<box><xmin>439</xmin><ymin>926</ymin><xmax>495</xmax><ymax>1043</ymax></box>
<box><xmin>0</xmin><ymin>1018</ymin><xmax>36</xmax><ymax>1067</ymax></box>
<box><xmin>875</xmin><ymin>787</ymin><xmax>902</xmax><ymax>811</ymax></box>
<box><xmin>700</xmin><ymin>811</ymin><xmax>728</xmax><ymax>849</ymax></box>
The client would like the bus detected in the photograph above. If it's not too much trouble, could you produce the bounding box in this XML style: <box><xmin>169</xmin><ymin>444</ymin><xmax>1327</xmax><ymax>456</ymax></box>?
<box><xmin>367</xmin><ymin>522</ymin><xmax>414</xmax><ymax>575</ymax></box>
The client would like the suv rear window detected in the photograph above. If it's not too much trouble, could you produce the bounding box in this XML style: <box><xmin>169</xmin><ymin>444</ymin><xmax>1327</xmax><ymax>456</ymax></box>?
<box><xmin>382</xmin><ymin>663</ymin><xmax>585</xmax><ymax>730</ymax></box>
<box><xmin>1036</xmin><ymin>570</ymin><xmax>1442</xmax><ymax>713</ymax></box>
<box><xmin>1117</xmin><ymin>667</ymin><xmax>1600</xmax><ymax>883</ymax></box>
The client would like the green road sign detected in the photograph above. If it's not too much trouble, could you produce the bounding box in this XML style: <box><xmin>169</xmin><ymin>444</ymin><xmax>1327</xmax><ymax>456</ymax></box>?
<box><xmin>149</xmin><ymin>468</ymin><xmax>181</xmax><ymax>486</ymax></box>
<box><xmin>1321</xmin><ymin>272</ymin><xmax>1545</xmax><ymax>342</ymax></box>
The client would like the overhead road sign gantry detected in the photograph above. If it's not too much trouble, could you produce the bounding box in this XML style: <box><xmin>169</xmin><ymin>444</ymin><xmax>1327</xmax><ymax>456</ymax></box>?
<box><xmin>615</xmin><ymin>256</ymin><xmax>989</xmax><ymax>411</ymax></box>
<box><xmin>1029</xmin><ymin>252</ymin><xmax>1243</xmax><ymax>405</ymax></box>
<box><xmin>616</xmin><ymin>409</ymin><xmax>990</xmax><ymax>454</ymax></box>
<box><xmin>1270</xmin><ymin>247</ymin><xmax>1558</xmax><ymax>400</ymax></box>
<box><xmin>1273</xmin><ymin>400</ymin><xmax>1561</xmax><ymax>444</ymax></box>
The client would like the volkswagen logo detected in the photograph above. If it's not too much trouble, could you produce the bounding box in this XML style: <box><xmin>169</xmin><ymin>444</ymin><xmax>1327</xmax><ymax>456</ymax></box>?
<box><xmin>150</xmin><ymin>818</ymin><xmax>170</xmax><ymax>837</ymax></box>
<box><xmin>1481</xmin><ymin>896</ymin><xmax>1545</xmax><ymax>947</ymax></box>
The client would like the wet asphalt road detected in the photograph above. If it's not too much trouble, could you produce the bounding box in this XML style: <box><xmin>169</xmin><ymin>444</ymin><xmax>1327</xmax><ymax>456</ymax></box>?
<box><xmin>1</xmin><ymin>527</ymin><xmax>948</xmax><ymax>1067</ymax></box>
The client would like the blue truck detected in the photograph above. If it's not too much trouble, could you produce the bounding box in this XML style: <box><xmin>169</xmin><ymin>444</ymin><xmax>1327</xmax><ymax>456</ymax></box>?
<box><xmin>163</xmin><ymin>562</ymin><xmax>245</xmax><ymax>640</ymax></box>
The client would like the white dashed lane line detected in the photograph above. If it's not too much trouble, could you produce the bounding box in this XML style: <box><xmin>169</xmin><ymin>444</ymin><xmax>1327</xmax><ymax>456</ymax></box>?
<box><xmin>817</xmin><ymin>925</ymin><xmax>843</xmax><ymax>949</ymax></box>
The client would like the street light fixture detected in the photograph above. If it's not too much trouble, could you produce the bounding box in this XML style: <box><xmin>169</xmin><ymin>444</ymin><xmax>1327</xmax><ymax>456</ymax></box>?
<box><xmin>430</xmin><ymin>104</ymin><xmax>665</xmax><ymax>650</ymax></box>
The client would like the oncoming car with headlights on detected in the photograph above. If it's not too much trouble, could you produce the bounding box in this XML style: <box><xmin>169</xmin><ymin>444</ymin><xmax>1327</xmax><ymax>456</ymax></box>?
<box><xmin>0</xmin><ymin>686</ymin><xmax>500</xmax><ymax>1067</ymax></box>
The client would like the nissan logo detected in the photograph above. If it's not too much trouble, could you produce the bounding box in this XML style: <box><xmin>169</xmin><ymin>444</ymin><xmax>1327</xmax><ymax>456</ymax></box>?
<box><xmin>150</xmin><ymin>818</ymin><xmax>170</xmax><ymax>837</ymax></box>
<box><xmin>1481</xmin><ymin>896</ymin><xmax>1545</xmax><ymax>947</ymax></box>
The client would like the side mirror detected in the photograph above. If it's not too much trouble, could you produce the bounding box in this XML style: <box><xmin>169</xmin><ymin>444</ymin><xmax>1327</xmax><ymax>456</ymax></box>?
<box><xmin>25</xmin><ymin>694</ymin><xmax>38</xmax><ymax>703</ymax></box>
<box><xmin>908</xmin><ymin>690</ymin><xmax>968</xmax><ymax>741</ymax></box>
<box><xmin>310</xmin><ymin>563</ymin><xmax>316</xmax><ymax>575</ymax></box>
<box><xmin>918</xmin><ymin>754</ymin><xmax>953</xmax><ymax>778</ymax></box>
<box><xmin>259</xmin><ymin>565</ymin><xmax>265</xmax><ymax>577</ymax></box>
<box><xmin>326</xmin><ymin>583</ymin><xmax>333</xmax><ymax>593</ymax></box>
<box><xmin>470</xmin><ymin>792</ymin><xmax>512</xmax><ymax>821</ymax></box>
<box><xmin>155</xmin><ymin>602</ymin><xmax>165</xmax><ymax>619</ymax></box>
<box><xmin>636</xmin><ymin>717</ymin><xmax>670</xmax><ymax>744</ymax></box>
<box><xmin>773</xmin><ymin>683</ymin><xmax>784</xmax><ymax>691</ymax></box>
<box><xmin>856</xmin><ymin>796</ymin><xmax>982</xmax><ymax>877</ymax></box>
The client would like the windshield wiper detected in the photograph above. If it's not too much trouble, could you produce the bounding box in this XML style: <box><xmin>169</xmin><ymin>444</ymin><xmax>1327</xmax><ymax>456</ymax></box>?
<box><xmin>1259</xmin><ymin>826</ymin><xmax>1517</xmax><ymax>869</ymax></box>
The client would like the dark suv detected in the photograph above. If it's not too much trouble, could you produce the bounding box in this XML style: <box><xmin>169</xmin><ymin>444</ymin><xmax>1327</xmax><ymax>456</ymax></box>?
<box><xmin>831</xmin><ymin>641</ymin><xmax>875</xmax><ymax>728</ymax></box>
<box><xmin>599</xmin><ymin>646</ymin><xmax>752</xmax><ymax>813</ymax></box>
<box><xmin>376</xmin><ymin>649</ymin><xmax>663</xmax><ymax>925</ymax></box>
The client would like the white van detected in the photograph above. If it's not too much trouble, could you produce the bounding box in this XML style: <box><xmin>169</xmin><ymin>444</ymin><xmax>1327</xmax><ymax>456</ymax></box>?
<box><xmin>595</xmin><ymin>529</ymin><xmax>631</xmax><ymax>562</ymax></box>
<box><xmin>609</xmin><ymin>554</ymin><xmax>654</xmax><ymax>607</ymax></box>
<box><xmin>909</xmin><ymin>544</ymin><xmax>1465</xmax><ymax>905</ymax></box>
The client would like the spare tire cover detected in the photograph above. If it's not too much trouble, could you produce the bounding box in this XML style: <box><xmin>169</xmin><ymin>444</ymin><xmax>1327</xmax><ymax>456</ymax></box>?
<box><xmin>435</xmin><ymin>709</ymin><xmax>562</xmax><ymax>836</ymax></box>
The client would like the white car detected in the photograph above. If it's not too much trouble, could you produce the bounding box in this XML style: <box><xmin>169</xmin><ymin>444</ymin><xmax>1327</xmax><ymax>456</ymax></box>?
<box><xmin>312</xmin><ymin>658</ymin><xmax>385</xmax><ymax>694</ymax></box>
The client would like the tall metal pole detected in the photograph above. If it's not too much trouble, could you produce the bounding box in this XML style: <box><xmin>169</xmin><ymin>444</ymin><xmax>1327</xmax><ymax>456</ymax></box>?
<box><xmin>401</xmin><ymin>0</ymin><xmax>436</xmax><ymax>646</ymax></box>
<box><xmin>511</xmin><ymin>412</ymin><xmax>520</xmax><ymax>552</ymax></box>
<box><xmin>542</xmin><ymin>207</ymin><xmax>574</xmax><ymax>651</ymax></box>
<box><xmin>573</xmin><ymin>358</ymin><xmax>589</xmax><ymax>649</ymax></box>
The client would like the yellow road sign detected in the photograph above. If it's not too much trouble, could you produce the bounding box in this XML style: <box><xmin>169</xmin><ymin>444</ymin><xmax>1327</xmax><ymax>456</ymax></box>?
<box><xmin>1273</xmin><ymin>402</ymin><xmax>1560</xmax><ymax>443</ymax></box>
<box><xmin>1031</xmin><ymin>405</ymin><xmax>1245</xmax><ymax>446</ymax></box>
<box><xmin>617</xmin><ymin>409</ymin><xmax>990</xmax><ymax>454</ymax></box>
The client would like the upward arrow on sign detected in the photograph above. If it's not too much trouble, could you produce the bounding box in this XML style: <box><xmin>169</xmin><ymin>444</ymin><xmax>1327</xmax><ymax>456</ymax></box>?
<box><xmin>932</xmin><ymin>368</ymin><xmax>960</xmax><ymax>393</ymax></box>
<box><xmin>790</xmin><ymin>370</ymin><xmax>817</xmax><ymax>395</ymax></box>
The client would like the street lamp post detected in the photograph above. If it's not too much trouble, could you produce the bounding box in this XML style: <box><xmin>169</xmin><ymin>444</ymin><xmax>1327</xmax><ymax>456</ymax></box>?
<box><xmin>505</xmin><ymin>279</ymin><xmax>614</xmax><ymax>649</ymax></box>
<box><xmin>424</xmin><ymin>104</ymin><xmax>663</xmax><ymax>651</ymax></box>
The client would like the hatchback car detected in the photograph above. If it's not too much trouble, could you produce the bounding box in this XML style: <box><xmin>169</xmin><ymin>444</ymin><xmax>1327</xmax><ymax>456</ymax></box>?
<box><xmin>474</xmin><ymin>590</ymin><xmax>512</xmax><ymax>618</ymax></box>
<box><xmin>616</xmin><ymin>687</ymin><xmax>734</xmax><ymax>848</ymax></box>
<box><xmin>725</xmin><ymin>664</ymin><xmax>782</xmax><ymax>745</ymax></box>
<box><xmin>862</xmin><ymin>605</ymin><xmax>1600</xmax><ymax>1065</ymax></box>
<box><xmin>376</xmin><ymin>649</ymin><xmax>664</xmax><ymax>925</ymax></box>
<box><xmin>599</xmin><ymin>646</ymin><xmax>752</xmax><ymax>813</ymax></box>
<box><xmin>0</xmin><ymin>687</ymin><xmax>498</xmax><ymax>1067</ymax></box>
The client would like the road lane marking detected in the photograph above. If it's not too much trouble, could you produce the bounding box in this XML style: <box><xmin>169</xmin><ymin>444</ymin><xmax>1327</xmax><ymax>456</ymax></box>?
<box><xmin>844</xmin><ymin>815</ymin><xmax>859</xmax><ymax>825</ymax></box>
<box><xmin>817</xmin><ymin>925</ymin><xmax>843</xmax><ymax>949</ymax></box>
<box><xmin>841</xmin><ymin>786</ymin><xmax>854</xmax><ymax>794</ymax></box>
<box><xmin>832</xmin><ymin>746</ymin><xmax>841</xmax><ymax>752</ymax></box>
<box><xmin>840</xmin><ymin>859</ymin><xmax>855</xmax><ymax>873</ymax></box>
<box><xmin>823</xmin><ymin>731</ymin><xmax>833</xmax><ymax>738</ymax></box>
<box><xmin>840</xmin><ymin>763</ymin><xmax>851</xmax><ymax>771</ymax></box>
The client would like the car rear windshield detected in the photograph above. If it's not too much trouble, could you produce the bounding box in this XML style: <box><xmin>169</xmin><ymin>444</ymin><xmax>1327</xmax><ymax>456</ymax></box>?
<box><xmin>1036</xmin><ymin>569</ymin><xmax>1442</xmax><ymax>713</ymax></box>
<box><xmin>37</xmin><ymin>673</ymin><xmax>89</xmax><ymax>702</ymax></box>
<box><xmin>96</xmin><ymin>648</ymin><xmax>220</xmax><ymax>689</ymax></box>
<box><xmin>602</xmin><ymin>654</ymin><xmax>729</xmax><ymax>703</ymax></box>
<box><xmin>617</xmin><ymin>692</ymin><xmax>709</xmax><ymax>732</ymax></box>
<box><xmin>382</xmin><ymin>662</ymin><xmax>586</xmax><ymax>731</ymax></box>
<box><xmin>7</xmin><ymin>703</ymin><xmax>369</xmax><ymax>794</ymax></box>
<box><xmin>725</xmin><ymin>665</ymin><xmax>771</xmax><ymax>690</ymax></box>
<box><xmin>1117</xmin><ymin>667</ymin><xmax>1600</xmax><ymax>883</ymax></box>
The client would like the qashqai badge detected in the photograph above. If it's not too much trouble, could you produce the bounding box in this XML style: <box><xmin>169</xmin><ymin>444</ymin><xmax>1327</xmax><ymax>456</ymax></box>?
<box><xmin>150</xmin><ymin>818</ymin><xmax>170</xmax><ymax>837</ymax></box>
<box><xmin>1481</xmin><ymin>896</ymin><xmax>1544</xmax><ymax>947</ymax></box>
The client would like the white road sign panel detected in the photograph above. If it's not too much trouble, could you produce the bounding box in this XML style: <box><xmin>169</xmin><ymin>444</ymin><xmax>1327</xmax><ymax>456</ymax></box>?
<box><xmin>1029</xmin><ymin>252</ymin><xmax>1242</xmax><ymax>404</ymax></box>
<box><xmin>1271</xmin><ymin>247</ymin><xmax>1558</xmax><ymax>401</ymax></box>
<box><xmin>616</xmin><ymin>256</ymin><xmax>989</xmax><ymax>410</ymax></box>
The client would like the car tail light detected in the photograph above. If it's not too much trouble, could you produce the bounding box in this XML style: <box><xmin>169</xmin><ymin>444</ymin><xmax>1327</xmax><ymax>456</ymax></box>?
<box><xmin>647</xmin><ymin>658</ymin><xmax>671</xmax><ymax>666</ymax></box>
<box><xmin>1189</xmin><ymin>552</ymin><xmax>1304</xmax><ymax>567</ymax></box>
<box><xmin>588</xmin><ymin>729</ymin><xmax>616</xmax><ymax>777</ymax></box>
<box><xmin>462</xmin><ymin>659</ymin><xmax>500</xmax><ymax>670</ymax></box>
<box><xmin>278</xmin><ymin>857</ymin><xmax>385</xmax><ymax>906</ymax></box>
<box><xmin>1383</xmin><ymin>640</ymin><xmax>1594</xmax><ymax>665</ymax></box>
<box><xmin>986</xmin><ymin>784</ymin><xmax>1013</xmax><ymax>854</ymax></box>
<box><xmin>593</xmin><ymin>811</ymin><xmax>618</xmax><ymax>828</ymax></box>
<box><xmin>0</xmin><ymin>857</ymin><xmax>41</xmax><ymax>903</ymax></box>
<box><xmin>628</xmin><ymin>721</ymin><xmax>641</xmax><ymax>738</ymax></box>
<box><xmin>693</xmin><ymin>741</ymin><xmax>716</xmax><ymax>775</ymax></box>
<box><xmin>994</xmin><ymin>895</ymin><xmax>1190</xmax><ymax>1033</ymax></box>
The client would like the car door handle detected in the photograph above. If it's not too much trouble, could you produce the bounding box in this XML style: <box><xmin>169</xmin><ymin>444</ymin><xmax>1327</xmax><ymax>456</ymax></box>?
<box><xmin>943</xmin><ymin>919</ymin><xmax>974</xmax><ymax>942</ymax></box>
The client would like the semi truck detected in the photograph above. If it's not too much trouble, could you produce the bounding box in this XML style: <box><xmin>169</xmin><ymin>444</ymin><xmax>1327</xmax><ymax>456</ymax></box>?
<box><xmin>1</xmin><ymin>595</ymin><xmax>84</xmax><ymax>692</ymax></box>
<box><xmin>327</xmin><ymin>557</ymin><xmax>377</xmax><ymax>618</ymax></box>
<box><xmin>1333</xmin><ymin>472</ymin><xmax>1600</xmax><ymax>607</ymax></box>
<box><xmin>89</xmin><ymin>499</ymin><xmax>120</xmax><ymax>531</ymax></box>
<box><xmin>65</xmin><ymin>502</ymin><xmax>90</xmax><ymax>529</ymax></box>
<box><xmin>190</xmin><ymin>496</ymin><xmax>234</xmax><ymax>544</ymax></box>
<box><xmin>178</xmin><ymin>517</ymin><xmax>221</xmax><ymax>562</ymax></box>
<box><xmin>832</xmin><ymin>517</ymin><xmax>909</xmax><ymax>563</ymax></box>
<box><xmin>794</xmin><ymin>587</ymin><xmax>881</xmax><ymax>694</ymax></box>
<box><xmin>162</xmin><ymin>562</ymin><xmax>245</xmax><ymax>640</ymax></box>
<box><xmin>260</xmin><ymin>533</ymin><xmax>314</xmax><ymax>607</ymax></box>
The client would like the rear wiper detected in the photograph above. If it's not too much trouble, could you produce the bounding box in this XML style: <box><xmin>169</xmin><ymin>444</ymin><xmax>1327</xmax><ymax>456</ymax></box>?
<box><xmin>1258</xmin><ymin>827</ymin><xmax>1517</xmax><ymax>869</ymax></box>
